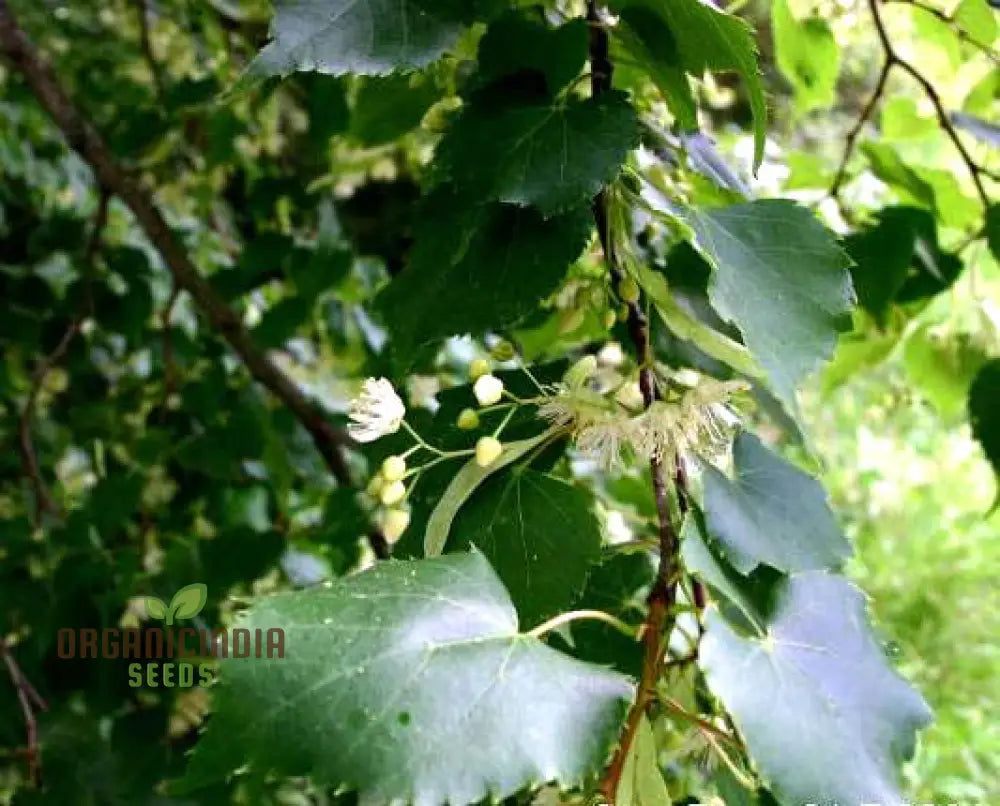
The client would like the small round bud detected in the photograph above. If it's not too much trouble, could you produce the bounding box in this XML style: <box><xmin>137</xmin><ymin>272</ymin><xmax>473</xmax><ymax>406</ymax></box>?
<box><xmin>381</xmin><ymin>508</ymin><xmax>411</xmax><ymax>542</ymax></box>
<box><xmin>564</xmin><ymin>355</ymin><xmax>598</xmax><ymax>388</ymax></box>
<box><xmin>380</xmin><ymin>480</ymin><xmax>407</xmax><ymax>507</ymax></box>
<box><xmin>381</xmin><ymin>455</ymin><xmax>407</xmax><ymax>483</ymax></box>
<box><xmin>560</xmin><ymin>309</ymin><xmax>585</xmax><ymax>333</ymax></box>
<box><xmin>491</xmin><ymin>340</ymin><xmax>516</xmax><ymax>362</ymax></box>
<box><xmin>603</xmin><ymin>310</ymin><xmax>617</xmax><ymax>330</ymax></box>
<box><xmin>366</xmin><ymin>473</ymin><xmax>385</xmax><ymax>497</ymax></box>
<box><xmin>619</xmin><ymin>276</ymin><xmax>640</xmax><ymax>304</ymax></box>
<box><xmin>469</xmin><ymin>358</ymin><xmax>491</xmax><ymax>380</ymax></box>
<box><xmin>457</xmin><ymin>408</ymin><xmax>480</xmax><ymax>430</ymax></box>
<box><xmin>475</xmin><ymin>436</ymin><xmax>503</xmax><ymax>468</ymax></box>
<box><xmin>618</xmin><ymin>303</ymin><xmax>630</xmax><ymax>322</ymax></box>
<box><xmin>473</xmin><ymin>374</ymin><xmax>505</xmax><ymax>407</ymax></box>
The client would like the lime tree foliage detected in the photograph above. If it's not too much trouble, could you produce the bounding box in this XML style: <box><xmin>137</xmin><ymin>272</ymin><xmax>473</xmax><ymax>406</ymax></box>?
<box><xmin>1</xmin><ymin>0</ymin><xmax>998</xmax><ymax>803</ymax></box>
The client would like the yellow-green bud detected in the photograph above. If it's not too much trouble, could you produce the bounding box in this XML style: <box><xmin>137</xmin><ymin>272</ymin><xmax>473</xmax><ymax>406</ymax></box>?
<box><xmin>381</xmin><ymin>508</ymin><xmax>410</xmax><ymax>542</ymax></box>
<box><xmin>490</xmin><ymin>340</ymin><xmax>516</xmax><ymax>362</ymax></box>
<box><xmin>618</xmin><ymin>303</ymin><xmax>630</xmax><ymax>322</ymax></box>
<box><xmin>457</xmin><ymin>408</ymin><xmax>480</xmax><ymax>430</ymax></box>
<box><xmin>475</xmin><ymin>436</ymin><xmax>503</xmax><ymax>468</ymax></box>
<box><xmin>366</xmin><ymin>473</ymin><xmax>384</xmax><ymax>497</ymax></box>
<box><xmin>603</xmin><ymin>310</ymin><xmax>617</xmax><ymax>330</ymax></box>
<box><xmin>619</xmin><ymin>276</ymin><xmax>640</xmax><ymax>304</ymax></box>
<box><xmin>473</xmin><ymin>374</ymin><xmax>505</xmax><ymax>407</ymax></box>
<box><xmin>380</xmin><ymin>480</ymin><xmax>407</xmax><ymax>506</ymax></box>
<box><xmin>381</xmin><ymin>455</ymin><xmax>407</xmax><ymax>483</ymax></box>
<box><xmin>469</xmin><ymin>358</ymin><xmax>491</xmax><ymax>380</ymax></box>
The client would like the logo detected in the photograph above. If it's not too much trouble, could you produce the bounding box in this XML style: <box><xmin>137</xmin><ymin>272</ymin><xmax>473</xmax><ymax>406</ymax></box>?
<box><xmin>141</xmin><ymin>583</ymin><xmax>207</xmax><ymax>626</ymax></box>
<box><xmin>56</xmin><ymin>583</ymin><xmax>285</xmax><ymax>689</ymax></box>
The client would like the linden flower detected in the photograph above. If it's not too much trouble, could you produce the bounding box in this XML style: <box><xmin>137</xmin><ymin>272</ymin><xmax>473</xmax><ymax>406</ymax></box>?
<box><xmin>347</xmin><ymin>378</ymin><xmax>406</xmax><ymax>443</ymax></box>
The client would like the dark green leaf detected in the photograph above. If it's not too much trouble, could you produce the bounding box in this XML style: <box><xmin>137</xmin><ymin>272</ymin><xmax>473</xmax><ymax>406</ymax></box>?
<box><xmin>699</xmin><ymin>432</ymin><xmax>851</xmax><ymax>574</ymax></box>
<box><xmin>477</xmin><ymin>15</ymin><xmax>588</xmax><ymax>96</ymax></box>
<box><xmin>450</xmin><ymin>470</ymin><xmax>603</xmax><ymax>627</ymax></box>
<box><xmin>969</xmin><ymin>359</ymin><xmax>1000</xmax><ymax>497</ymax></box>
<box><xmin>179</xmin><ymin>552</ymin><xmax>632</xmax><ymax>801</ymax></box>
<box><xmin>436</xmin><ymin>91</ymin><xmax>639</xmax><ymax>216</ymax></box>
<box><xmin>688</xmin><ymin>200</ymin><xmax>855</xmax><ymax>410</ymax></box>
<box><xmin>351</xmin><ymin>74</ymin><xmax>441</xmax><ymax>146</ymax></box>
<box><xmin>700</xmin><ymin>572</ymin><xmax>932</xmax><ymax>805</ymax></box>
<box><xmin>377</xmin><ymin>190</ymin><xmax>591</xmax><ymax>366</ymax></box>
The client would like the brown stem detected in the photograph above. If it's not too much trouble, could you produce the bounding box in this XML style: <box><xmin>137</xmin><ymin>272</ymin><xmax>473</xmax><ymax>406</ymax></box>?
<box><xmin>1</xmin><ymin>640</ymin><xmax>47</xmax><ymax>786</ymax></box>
<box><xmin>588</xmin><ymin>4</ymin><xmax>685</xmax><ymax>799</ymax></box>
<box><xmin>831</xmin><ymin>0</ymin><xmax>991</xmax><ymax>209</ymax></box>
<box><xmin>0</xmin><ymin>2</ymin><xmax>390</xmax><ymax>557</ymax></box>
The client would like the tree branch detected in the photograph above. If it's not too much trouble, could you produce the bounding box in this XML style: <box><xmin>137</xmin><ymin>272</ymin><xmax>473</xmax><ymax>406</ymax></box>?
<box><xmin>1</xmin><ymin>640</ymin><xmax>47</xmax><ymax>786</ymax></box>
<box><xmin>587</xmin><ymin>4</ymin><xmax>684</xmax><ymax>799</ymax></box>
<box><xmin>0</xmin><ymin>0</ymin><xmax>390</xmax><ymax>559</ymax></box>
<box><xmin>830</xmin><ymin>0</ymin><xmax>991</xmax><ymax>209</ymax></box>
<box><xmin>884</xmin><ymin>0</ymin><xmax>1000</xmax><ymax>65</ymax></box>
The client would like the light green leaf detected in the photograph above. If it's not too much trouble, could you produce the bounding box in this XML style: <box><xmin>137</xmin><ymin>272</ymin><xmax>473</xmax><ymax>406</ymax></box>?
<box><xmin>143</xmin><ymin>596</ymin><xmax>168</xmax><ymax>621</ymax></box>
<box><xmin>955</xmin><ymin>0</ymin><xmax>998</xmax><ymax>46</ymax></box>
<box><xmin>699</xmin><ymin>432</ymin><xmax>851</xmax><ymax>574</ymax></box>
<box><xmin>903</xmin><ymin>326</ymin><xmax>989</xmax><ymax>420</ymax></box>
<box><xmin>168</xmin><ymin>583</ymin><xmax>208</xmax><ymax>624</ymax></box>
<box><xmin>687</xmin><ymin>200</ymin><xmax>855</xmax><ymax>412</ymax></box>
<box><xmin>629</xmin><ymin>260</ymin><xmax>764</xmax><ymax>381</ymax></box>
<box><xmin>436</xmin><ymin>91</ymin><xmax>639</xmax><ymax>216</ymax></box>
<box><xmin>246</xmin><ymin>0</ymin><xmax>462</xmax><ymax>79</ymax></box>
<box><xmin>615</xmin><ymin>716</ymin><xmax>671</xmax><ymax>806</ymax></box>
<box><xmin>771</xmin><ymin>0</ymin><xmax>840</xmax><ymax>111</ymax></box>
<box><xmin>861</xmin><ymin>142</ymin><xmax>937</xmax><ymax>211</ymax></box>
<box><xmin>425</xmin><ymin>429</ymin><xmax>558</xmax><ymax>557</ymax></box>
<box><xmin>450</xmin><ymin>471</ymin><xmax>603</xmax><ymax>627</ymax></box>
<box><xmin>179</xmin><ymin>552</ymin><xmax>632</xmax><ymax>802</ymax></box>
<box><xmin>700</xmin><ymin>571</ymin><xmax>932</xmax><ymax>805</ymax></box>
<box><xmin>611</xmin><ymin>0</ymin><xmax>767</xmax><ymax>169</ymax></box>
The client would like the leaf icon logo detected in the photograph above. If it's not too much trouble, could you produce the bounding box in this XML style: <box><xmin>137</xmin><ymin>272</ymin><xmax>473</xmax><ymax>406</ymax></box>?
<box><xmin>143</xmin><ymin>584</ymin><xmax>208</xmax><ymax>626</ymax></box>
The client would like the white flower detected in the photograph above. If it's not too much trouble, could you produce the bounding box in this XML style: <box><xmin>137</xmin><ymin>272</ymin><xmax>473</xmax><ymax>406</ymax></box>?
<box><xmin>347</xmin><ymin>378</ymin><xmax>406</xmax><ymax>443</ymax></box>
<box><xmin>381</xmin><ymin>508</ymin><xmax>410</xmax><ymax>542</ymax></box>
<box><xmin>473</xmin><ymin>374</ymin><xmax>505</xmax><ymax>407</ymax></box>
<box><xmin>380</xmin><ymin>480</ymin><xmax>407</xmax><ymax>506</ymax></box>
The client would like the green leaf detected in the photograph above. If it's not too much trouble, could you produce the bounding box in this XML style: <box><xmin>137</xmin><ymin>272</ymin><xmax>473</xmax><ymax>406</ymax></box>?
<box><xmin>246</xmin><ymin>0</ymin><xmax>464</xmax><ymax>79</ymax></box>
<box><xmin>969</xmin><ymin>359</ymin><xmax>1000</xmax><ymax>500</ymax></box>
<box><xmin>903</xmin><ymin>327</ymin><xmax>989</xmax><ymax>420</ymax></box>
<box><xmin>436</xmin><ymin>90</ymin><xmax>639</xmax><ymax>216</ymax></box>
<box><xmin>771</xmin><ymin>0</ymin><xmax>840</xmax><ymax>111</ymax></box>
<box><xmin>377</xmin><ymin>190</ymin><xmax>591</xmax><ymax>366</ymax></box>
<box><xmin>168</xmin><ymin>583</ymin><xmax>208</xmax><ymax>623</ymax></box>
<box><xmin>861</xmin><ymin>142</ymin><xmax>937</xmax><ymax>211</ymax></box>
<box><xmin>351</xmin><ymin>73</ymin><xmax>441</xmax><ymax>146</ymax></box>
<box><xmin>700</xmin><ymin>432</ymin><xmax>851</xmax><ymax>574</ymax></box>
<box><xmin>615</xmin><ymin>716</ymin><xmax>671</xmax><ymax>806</ymax></box>
<box><xmin>986</xmin><ymin>203</ymin><xmax>1000</xmax><ymax>263</ymax></box>
<box><xmin>179</xmin><ymin>552</ymin><xmax>632</xmax><ymax>801</ymax></box>
<box><xmin>476</xmin><ymin>14</ymin><xmax>588</xmax><ymax>96</ymax></box>
<box><xmin>611</xmin><ymin>0</ymin><xmax>767</xmax><ymax>169</ymax></box>
<box><xmin>954</xmin><ymin>0</ymin><xmax>998</xmax><ymax>47</ymax></box>
<box><xmin>143</xmin><ymin>596</ymin><xmax>168</xmax><ymax>621</ymax></box>
<box><xmin>449</xmin><ymin>471</ymin><xmax>603</xmax><ymax>627</ymax></box>
<box><xmin>425</xmin><ymin>429</ymin><xmax>558</xmax><ymax>557</ymax></box>
<box><xmin>629</xmin><ymin>259</ymin><xmax>764</xmax><ymax>380</ymax></box>
<box><xmin>687</xmin><ymin>200</ymin><xmax>855</xmax><ymax>411</ymax></box>
<box><xmin>699</xmin><ymin>571</ymin><xmax>932</xmax><ymax>805</ymax></box>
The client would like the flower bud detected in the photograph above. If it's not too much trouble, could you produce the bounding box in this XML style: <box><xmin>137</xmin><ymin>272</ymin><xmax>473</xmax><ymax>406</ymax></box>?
<box><xmin>380</xmin><ymin>480</ymin><xmax>407</xmax><ymax>507</ymax></box>
<box><xmin>619</xmin><ymin>276</ymin><xmax>640</xmax><ymax>304</ymax></box>
<box><xmin>366</xmin><ymin>473</ymin><xmax>384</xmax><ymax>497</ymax></box>
<box><xmin>475</xmin><ymin>436</ymin><xmax>503</xmax><ymax>468</ymax></box>
<box><xmin>473</xmin><ymin>374</ymin><xmax>504</xmax><ymax>407</ymax></box>
<box><xmin>381</xmin><ymin>508</ymin><xmax>410</xmax><ymax>542</ymax></box>
<box><xmin>469</xmin><ymin>358</ymin><xmax>491</xmax><ymax>380</ymax></box>
<box><xmin>381</xmin><ymin>455</ymin><xmax>407</xmax><ymax>483</ymax></box>
<box><xmin>457</xmin><ymin>408</ymin><xmax>480</xmax><ymax>430</ymax></box>
<box><xmin>491</xmin><ymin>340</ymin><xmax>516</xmax><ymax>362</ymax></box>
<box><xmin>603</xmin><ymin>310</ymin><xmax>617</xmax><ymax>330</ymax></box>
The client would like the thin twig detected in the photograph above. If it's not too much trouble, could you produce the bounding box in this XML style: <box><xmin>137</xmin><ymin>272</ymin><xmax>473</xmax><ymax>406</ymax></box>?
<box><xmin>829</xmin><ymin>59</ymin><xmax>892</xmax><ymax>202</ymax></box>
<box><xmin>0</xmin><ymin>1</ymin><xmax>390</xmax><ymax>559</ymax></box>
<box><xmin>884</xmin><ymin>0</ymin><xmax>1000</xmax><ymax>65</ymax></box>
<box><xmin>1</xmin><ymin>640</ymin><xmax>47</xmax><ymax>786</ymax></box>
